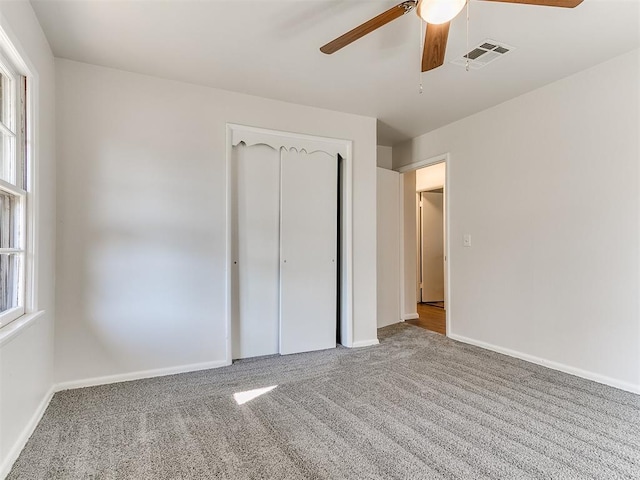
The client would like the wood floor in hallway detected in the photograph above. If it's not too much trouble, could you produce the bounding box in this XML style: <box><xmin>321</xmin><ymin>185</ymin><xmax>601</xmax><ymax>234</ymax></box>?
<box><xmin>407</xmin><ymin>303</ymin><xmax>446</xmax><ymax>335</ymax></box>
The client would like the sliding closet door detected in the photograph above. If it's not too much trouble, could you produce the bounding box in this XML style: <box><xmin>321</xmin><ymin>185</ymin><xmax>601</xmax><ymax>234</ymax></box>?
<box><xmin>280</xmin><ymin>149</ymin><xmax>337</xmax><ymax>355</ymax></box>
<box><xmin>231</xmin><ymin>143</ymin><xmax>280</xmax><ymax>359</ymax></box>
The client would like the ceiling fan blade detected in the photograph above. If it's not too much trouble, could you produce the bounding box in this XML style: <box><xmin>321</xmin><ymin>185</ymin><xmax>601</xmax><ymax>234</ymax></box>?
<box><xmin>481</xmin><ymin>0</ymin><xmax>583</xmax><ymax>7</ymax></box>
<box><xmin>320</xmin><ymin>1</ymin><xmax>415</xmax><ymax>54</ymax></box>
<box><xmin>422</xmin><ymin>22</ymin><xmax>450</xmax><ymax>72</ymax></box>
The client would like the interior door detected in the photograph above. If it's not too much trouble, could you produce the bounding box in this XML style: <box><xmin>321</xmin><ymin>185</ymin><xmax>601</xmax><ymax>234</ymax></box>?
<box><xmin>420</xmin><ymin>191</ymin><xmax>445</xmax><ymax>302</ymax></box>
<box><xmin>279</xmin><ymin>149</ymin><xmax>337</xmax><ymax>355</ymax></box>
<box><xmin>231</xmin><ymin>143</ymin><xmax>280</xmax><ymax>359</ymax></box>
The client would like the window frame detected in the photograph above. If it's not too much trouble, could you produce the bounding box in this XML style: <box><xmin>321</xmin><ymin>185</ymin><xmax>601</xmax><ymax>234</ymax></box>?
<box><xmin>0</xmin><ymin>181</ymin><xmax>26</xmax><ymax>326</ymax></box>
<box><xmin>0</xmin><ymin>38</ymin><xmax>33</xmax><ymax>330</ymax></box>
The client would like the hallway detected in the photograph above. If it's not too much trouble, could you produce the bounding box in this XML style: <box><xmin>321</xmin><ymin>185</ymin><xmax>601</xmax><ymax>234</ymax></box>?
<box><xmin>407</xmin><ymin>303</ymin><xmax>446</xmax><ymax>335</ymax></box>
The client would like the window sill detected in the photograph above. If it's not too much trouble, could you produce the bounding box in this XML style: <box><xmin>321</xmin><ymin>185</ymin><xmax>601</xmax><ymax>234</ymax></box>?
<box><xmin>0</xmin><ymin>311</ymin><xmax>46</xmax><ymax>347</ymax></box>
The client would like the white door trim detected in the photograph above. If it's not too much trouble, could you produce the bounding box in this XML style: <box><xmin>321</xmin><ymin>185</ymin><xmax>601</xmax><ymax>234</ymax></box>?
<box><xmin>225</xmin><ymin>123</ymin><xmax>354</xmax><ymax>364</ymax></box>
<box><xmin>397</xmin><ymin>154</ymin><xmax>447</xmax><ymax>173</ymax></box>
<box><xmin>396</xmin><ymin>153</ymin><xmax>452</xmax><ymax>336</ymax></box>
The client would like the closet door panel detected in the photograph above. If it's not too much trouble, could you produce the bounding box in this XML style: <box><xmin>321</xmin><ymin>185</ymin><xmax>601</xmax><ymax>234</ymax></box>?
<box><xmin>280</xmin><ymin>149</ymin><xmax>337</xmax><ymax>355</ymax></box>
<box><xmin>231</xmin><ymin>144</ymin><xmax>280</xmax><ymax>359</ymax></box>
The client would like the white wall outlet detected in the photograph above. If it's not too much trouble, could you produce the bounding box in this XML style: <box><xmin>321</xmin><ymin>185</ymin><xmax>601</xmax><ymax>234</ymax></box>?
<box><xmin>463</xmin><ymin>234</ymin><xmax>472</xmax><ymax>247</ymax></box>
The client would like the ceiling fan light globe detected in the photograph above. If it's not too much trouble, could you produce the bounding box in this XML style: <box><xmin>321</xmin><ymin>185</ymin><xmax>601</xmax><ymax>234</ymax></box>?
<box><xmin>416</xmin><ymin>0</ymin><xmax>466</xmax><ymax>25</ymax></box>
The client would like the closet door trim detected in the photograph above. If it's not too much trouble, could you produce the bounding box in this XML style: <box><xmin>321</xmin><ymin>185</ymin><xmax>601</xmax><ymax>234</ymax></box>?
<box><xmin>230</xmin><ymin>124</ymin><xmax>348</xmax><ymax>158</ymax></box>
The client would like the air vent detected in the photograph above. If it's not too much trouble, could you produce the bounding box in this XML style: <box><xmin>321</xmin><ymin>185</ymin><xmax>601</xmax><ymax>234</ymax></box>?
<box><xmin>451</xmin><ymin>39</ymin><xmax>514</xmax><ymax>70</ymax></box>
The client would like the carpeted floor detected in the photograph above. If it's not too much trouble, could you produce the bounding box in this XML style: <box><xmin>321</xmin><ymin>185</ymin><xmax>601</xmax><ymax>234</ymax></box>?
<box><xmin>8</xmin><ymin>324</ymin><xmax>640</xmax><ymax>479</ymax></box>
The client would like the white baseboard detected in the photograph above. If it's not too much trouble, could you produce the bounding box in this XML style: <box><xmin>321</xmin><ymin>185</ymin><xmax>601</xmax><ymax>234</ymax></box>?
<box><xmin>350</xmin><ymin>339</ymin><xmax>380</xmax><ymax>348</ymax></box>
<box><xmin>0</xmin><ymin>386</ymin><xmax>54</xmax><ymax>480</ymax></box>
<box><xmin>402</xmin><ymin>313</ymin><xmax>419</xmax><ymax>320</ymax></box>
<box><xmin>448</xmin><ymin>333</ymin><xmax>640</xmax><ymax>395</ymax></box>
<box><xmin>54</xmin><ymin>359</ymin><xmax>230</xmax><ymax>392</ymax></box>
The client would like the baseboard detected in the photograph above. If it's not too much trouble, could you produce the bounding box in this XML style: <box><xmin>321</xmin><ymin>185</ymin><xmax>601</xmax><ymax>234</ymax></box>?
<box><xmin>350</xmin><ymin>339</ymin><xmax>380</xmax><ymax>348</ymax></box>
<box><xmin>54</xmin><ymin>359</ymin><xmax>231</xmax><ymax>392</ymax></box>
<box><xmin>448</xmin><ymin>333</ymin><xmax>640</xmax><ymax>395</ymax></box>
<box><xmin>377</xmin><ymin>319</ymin><xmax>402</xmax><ymax>329</ymax></box>
<box><xmin>0</xmin><ymin>386</ymin><xmax>55</xmax><ymax>480</ymax></box>
<box><xmin>402</xmin><ymin>313</ymin><xmax>419</xmax><ymax>321</ymax></box>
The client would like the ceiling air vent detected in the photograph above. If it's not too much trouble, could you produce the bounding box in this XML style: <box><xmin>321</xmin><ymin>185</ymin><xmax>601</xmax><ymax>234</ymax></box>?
<box><xmin>451</xmin><ymin>39</ymin><xmax>514</xmax><ymax>70</ymax></box>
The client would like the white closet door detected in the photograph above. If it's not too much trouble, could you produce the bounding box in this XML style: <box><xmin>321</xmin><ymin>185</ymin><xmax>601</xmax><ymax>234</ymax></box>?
<box><xmin>231</xmin><ymin>143</ymin><xmax>280</xmax><ymax>359</ymax></box>
<box><xmin>280</xmin><ymin>149</ymin><xmax>337</xmax><ymax>355</ymax></box>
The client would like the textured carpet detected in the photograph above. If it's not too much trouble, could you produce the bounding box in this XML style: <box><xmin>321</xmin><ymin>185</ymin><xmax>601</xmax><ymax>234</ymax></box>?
<box><xmin>8</xmin><ymin>324</ymin><xmax>640</xmax><ymax>479</ymax></box>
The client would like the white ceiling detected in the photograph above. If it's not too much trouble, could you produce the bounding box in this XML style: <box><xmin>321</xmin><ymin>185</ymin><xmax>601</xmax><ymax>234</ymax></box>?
<box><xmin>31</xmin><ymin>0</ymin><xmax>640</xmax><ymax>145</ymax></box>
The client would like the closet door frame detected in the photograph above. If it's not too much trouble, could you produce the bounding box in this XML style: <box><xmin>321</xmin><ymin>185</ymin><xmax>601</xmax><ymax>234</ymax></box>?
<box><xmin>225</xmin><ymin>124</ymin><xmax>354</xmax><ymax>364</ymax></box>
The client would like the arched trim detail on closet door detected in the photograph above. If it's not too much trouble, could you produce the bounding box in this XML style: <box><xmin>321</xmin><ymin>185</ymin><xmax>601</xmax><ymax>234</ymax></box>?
<box><xmin>234</xmin><ymin>140</ymin><xmax>278</xmax><ymax>151</ymax></box>
<box><xmin>233</xmin><ymin>141</ymin><xmax>334</xmax><ymax>160</ymax></box>
<box><xmin>230</xmin><ymin>125</ymin><xmax>348</xmax><ymax>158</ymax></box>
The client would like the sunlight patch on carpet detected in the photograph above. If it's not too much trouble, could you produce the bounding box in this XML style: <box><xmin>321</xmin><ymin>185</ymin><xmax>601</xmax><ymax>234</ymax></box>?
<box><xmin>233</xmin><ymin>385</ymin><xmax>277</xmax><ymax>405</ymax></box>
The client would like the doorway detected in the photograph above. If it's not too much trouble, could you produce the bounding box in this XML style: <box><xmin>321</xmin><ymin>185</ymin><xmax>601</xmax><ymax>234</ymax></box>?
<box><xmin>399</xmin><ymin>157</ymin><xmax>449</xmax><ymax>336</ymax></box>
<box><xmin>418</xmin><ymin>189</ymin><xmax>445</xmax><ymax>305</ymax></box>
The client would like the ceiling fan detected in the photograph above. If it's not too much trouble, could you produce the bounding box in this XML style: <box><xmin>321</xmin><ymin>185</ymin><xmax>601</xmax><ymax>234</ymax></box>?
<box><xmin>320</xmin><ymin>0</ymin><xmax>583</xmax><ymax>72</ymax></box>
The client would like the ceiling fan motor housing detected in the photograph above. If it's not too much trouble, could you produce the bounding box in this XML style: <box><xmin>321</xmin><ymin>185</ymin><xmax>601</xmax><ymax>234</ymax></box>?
<box><xmin>416</xmin><ymin>0</ymin><xmax>467</xmax><ymax>25</ymax></box>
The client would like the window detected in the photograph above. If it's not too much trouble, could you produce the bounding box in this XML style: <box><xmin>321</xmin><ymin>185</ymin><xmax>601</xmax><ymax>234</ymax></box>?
<box><xmin>0</xmin><ymin>50</ymin><xmax>27</xmax><ymax>328</ymax></box>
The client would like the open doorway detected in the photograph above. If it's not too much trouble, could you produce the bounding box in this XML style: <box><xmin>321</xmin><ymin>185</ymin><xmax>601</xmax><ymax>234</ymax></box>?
<box><xmin>401</xmin><ymin>159</ymin><xmax>448</xmax><ymax>335</ymax></box>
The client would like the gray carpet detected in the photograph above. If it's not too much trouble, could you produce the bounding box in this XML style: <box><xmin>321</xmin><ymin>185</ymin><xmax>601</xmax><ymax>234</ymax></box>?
<box><xmin>8</xmin><ymin>324</ymin><xmax>640</xmax><ymax>479</ymax></box>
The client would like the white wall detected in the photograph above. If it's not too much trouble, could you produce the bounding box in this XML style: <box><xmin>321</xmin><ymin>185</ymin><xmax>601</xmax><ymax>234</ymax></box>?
<box><xmin>401</xmin><ymin>171</ymin><xmax>418</xmax><ymax>320</ymax></box>
<box><xmin>376</xmin><ymin>168</ymin><xmax>400</xmax><ymax>328</ymax></box>
<box><xmin>0</xmin><ymin>1</ymin><xmax>56</xmax><ymax>476</ymax></box>
<box><xmin>416</xmin><ymin>162</ymin><xmax>445</xmax><ymax>192</ymax></box>
<box><xmin>394</xmin><ymin>49</ymin><xmax>640</xmax><ymax>393</ymax></box>
<box><xmin>55</xmin><ymin>59</ymin><xmax>378</xmax><ymax>386</ymax></box>
<box><xmin>377</xmin><ymin>145</ymin><xmax>393</xmax><ymax>169</ymax></box>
